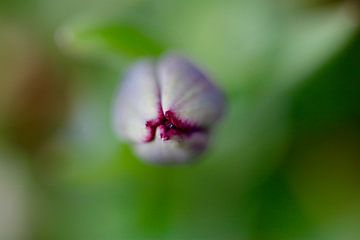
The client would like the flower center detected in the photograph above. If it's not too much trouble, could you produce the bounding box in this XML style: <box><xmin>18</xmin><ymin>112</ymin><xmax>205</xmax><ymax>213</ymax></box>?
<box><xmin>144</xmin><ymin>110</ymin><xmax>204</xmax><ymax>142</ymax></box>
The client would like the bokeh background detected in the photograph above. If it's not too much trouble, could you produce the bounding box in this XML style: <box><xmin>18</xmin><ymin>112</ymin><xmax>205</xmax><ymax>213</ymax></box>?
<box><xmin>1</xmin><ymin>0</ymin><xmax>360</xmax><ymax>239</ymax></box>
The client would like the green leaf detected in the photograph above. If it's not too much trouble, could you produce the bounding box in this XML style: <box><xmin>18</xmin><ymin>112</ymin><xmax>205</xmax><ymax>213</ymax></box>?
<box><xmin>57</xmin><ymin>21</ymin><xmax>165</xmax><ymax>59</ymax></box>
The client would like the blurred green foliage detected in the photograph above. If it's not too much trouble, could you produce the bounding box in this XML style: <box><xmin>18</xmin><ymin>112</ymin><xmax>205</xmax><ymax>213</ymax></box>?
<box><xmin>0</xmin><ymin>0</ymin><xmax>360</xmax><ymax>240</ymax></box>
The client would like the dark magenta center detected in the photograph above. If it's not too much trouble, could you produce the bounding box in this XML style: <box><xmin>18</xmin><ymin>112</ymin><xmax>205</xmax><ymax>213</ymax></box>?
<box><xmin>145</xmin><ymin>110</ymin><xmax>204</xmax><ymax>142</ymax></box>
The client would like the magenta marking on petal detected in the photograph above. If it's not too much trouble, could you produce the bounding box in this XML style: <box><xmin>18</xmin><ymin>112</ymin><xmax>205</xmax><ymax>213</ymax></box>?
<box><xmin>144</xmin><ymin>105</ymin><xmax>164</xmax><ymax>142</ymax></box>
<box><xmin>143</xmin><ymin>109</ymin><xmax>206</xmax><ymax>143</ymax></box>
<box><xmin>158</xmin><ymin>125</ymin><xmax>170</xmax><ymax>141</ymax></box>
<box><xmin>144</xmin><ymin>119</ymin><xmax>158</xmax><ymax>142</ymax></box>
<box><xmin>164</xmin><ymin>111</ymin><xmax>200</xmax><ymax>131</ymax></box>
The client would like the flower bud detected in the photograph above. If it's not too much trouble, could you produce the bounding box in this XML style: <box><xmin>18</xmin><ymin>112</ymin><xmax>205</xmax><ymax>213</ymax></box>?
<box><xmin>113</xmin><ymin>54</ymin><xmax>225</xmax><ymax>164</ymax></box>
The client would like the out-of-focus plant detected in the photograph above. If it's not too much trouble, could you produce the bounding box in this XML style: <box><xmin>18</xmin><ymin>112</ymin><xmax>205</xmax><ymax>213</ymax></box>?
<box><xmin>1</xmin><ymin>0</ymin><xmax>360</xmax><ymax>239</ymax></box>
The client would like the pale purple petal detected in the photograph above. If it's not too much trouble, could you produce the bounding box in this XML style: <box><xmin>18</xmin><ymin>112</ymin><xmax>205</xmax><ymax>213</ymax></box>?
<box><xmin>113</xmin><ymin>60</ymin><xmax>160</xmax><ymax>143</ymax></box>
<box><xmin>135</xmin><ymin>128</ymin><xmax>208</xmax><ymax>164</ymax></box>
<box><xmin>157</xmin><ymin>55</ymin><xmax>225</xmax><ymax>128</ymax></box>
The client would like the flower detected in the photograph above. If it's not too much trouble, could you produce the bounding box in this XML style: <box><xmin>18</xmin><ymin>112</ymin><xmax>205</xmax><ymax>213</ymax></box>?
<box><xmin>113</xmin><ymin>54</ymin><xmax>225</xmax><ymax>164</ymax></box>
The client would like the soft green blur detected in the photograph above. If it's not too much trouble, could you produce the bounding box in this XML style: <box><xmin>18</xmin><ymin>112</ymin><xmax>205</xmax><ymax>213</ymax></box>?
<box><xmin>1</xmin><ymin>0</ymin><xmax>360</xmax><ymax>239</ymax></box>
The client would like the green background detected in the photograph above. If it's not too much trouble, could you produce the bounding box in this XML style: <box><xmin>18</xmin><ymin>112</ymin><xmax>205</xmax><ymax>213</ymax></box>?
<box><xmin>1</xmin><ymin>0</ymin><xmax>360</xmax><ymax>239</ymax></box>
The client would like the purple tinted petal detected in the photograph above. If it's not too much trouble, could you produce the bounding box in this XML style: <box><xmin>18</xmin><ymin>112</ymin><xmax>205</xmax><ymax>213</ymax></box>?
<box><xmin>113</xmin><ymin>60</ymin><xmax>160</xmax><ymax>143</ymax></box>
<box><xmin>157</xmin><ymin>55</ymin><xmax>225</xmax><ymax>128</ymax></box>
<box><xmin>135</xmin><ymin>128</ymin><xmax>209</xmax><ymax>164</ymax></box>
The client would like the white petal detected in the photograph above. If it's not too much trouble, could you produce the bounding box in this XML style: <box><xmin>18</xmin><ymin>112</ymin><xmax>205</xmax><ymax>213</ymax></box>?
<box><xmin>113</xmin><ymin>60</ymin><xmax>160</xmax><ymax>143</ymax></box>
<box><xmin>157</xmin><ymin>55</ymin><xmax>225</xmax><ymax>127</ymax></box>
<box><xmin>135</xmin><ymin>129</ymin><xmax>208</xmax><ymax>164</ymax></box>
